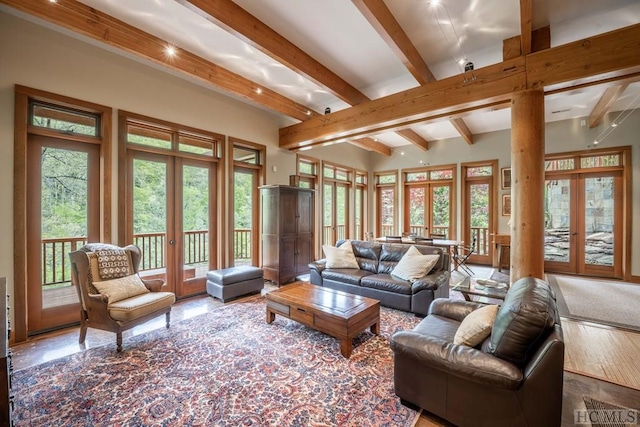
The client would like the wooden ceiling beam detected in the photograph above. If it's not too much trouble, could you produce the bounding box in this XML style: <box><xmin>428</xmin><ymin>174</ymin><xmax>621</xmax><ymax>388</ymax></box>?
<box><xmin>280</xmin><ymin>58</ymin><xmax>526</xmax><ymax>148</ymax></box>
<box><xmin>348</xmin><ymin>137</ymin><xmax>392</xmax><ymax>156</ymax></box>
<box><xmin>0</xmin><ymin>0</ymin><xmax>320</xmax><ymax>122</ymax></box>
<box><xmin>177</xmin><ymin>0</ymin><xmax>370</xmax><ymax>106</ymax></box>
<box><xmin>394</xmin><ymin>129</ymin><xmax>429</xmax><ymax>151</ymax></box>
<box><xmin>519</xmin><ymin>0</ymin><xmax>532</xmax><ymax>55</ymax></box>
<box><xmin>527</xmin><ymin>23</ymin><xmax>640</xmax><ymax>90</ymax></box>
<box><xmin>449</xmin><ymin>118</ymin><xmax>474</xmax><ymax>145</ymax></box>
<box><xmin>281</xmin><ymin>23</ymin><xmax>640</xmax><ymax>148</ymax></box>
<box><xmin>588</xmin><ymin>83</ymin><xmax>629</xmax><ymax>128</ymax></box>
<box><xmin>351</xmin><ymin>0</ymin><xmax>435</xmax><ymax>85</ymax></box>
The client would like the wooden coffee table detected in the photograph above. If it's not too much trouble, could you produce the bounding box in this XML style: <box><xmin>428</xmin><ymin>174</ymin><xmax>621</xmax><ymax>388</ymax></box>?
<box><xmin>266</xmin><ymin>282</ymin><xmax>380</xmax><ymax>358</ymax></box>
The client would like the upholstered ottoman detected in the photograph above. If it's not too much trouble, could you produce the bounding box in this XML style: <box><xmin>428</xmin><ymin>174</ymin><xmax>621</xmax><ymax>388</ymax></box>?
<box><xmin>206</xmin><ymin>266</ymin><xmax>264</xmax><ymax>302</ymax></box>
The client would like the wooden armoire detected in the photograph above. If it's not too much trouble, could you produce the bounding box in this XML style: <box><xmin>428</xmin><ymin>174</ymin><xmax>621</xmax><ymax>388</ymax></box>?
<box><xmin>260</xmin><ymin>185</ymin><xmax>315</xmax><ymax>285</ymax></box>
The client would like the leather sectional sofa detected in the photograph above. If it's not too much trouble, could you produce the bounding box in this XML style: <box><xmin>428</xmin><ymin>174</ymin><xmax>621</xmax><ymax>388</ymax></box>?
<box><xmin>391</xmin><ymin>277</ymin><xmax>564</xmax><ymax>427</ymax></box>
<box><xmin>309</xmin><ymin>239</ymin><xmax>450</xmax><ymax>316</ymax></box>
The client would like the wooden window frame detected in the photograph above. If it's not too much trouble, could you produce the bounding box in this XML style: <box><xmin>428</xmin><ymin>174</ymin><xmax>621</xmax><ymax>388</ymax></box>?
<box><xmin>297</xmin><ymin>154</ymin><xmax>320</xmax><ymax>256</ymax></box>
<box><xmin>401</xmin><ymin>164</ymin><xmax>457</xmax><ymax>239</ymax></box>
<box><xmin>13</xmin><ymin>85</ymin><xmax>112</xmax><ymax>343</ymax></box>
<box><xmin>354</xmin><ymin>169</ymin><xmax>368</xmax><ymax>241</ymax></box>
<box><xmin>227</xmin><ymin>137</ymin><xmax>266</xmax><ymax>267</ymax></box>
<box><xmin>374</xmin><ymin>170</ymin><xmax>398</xmax><ymax>238</ymax></box>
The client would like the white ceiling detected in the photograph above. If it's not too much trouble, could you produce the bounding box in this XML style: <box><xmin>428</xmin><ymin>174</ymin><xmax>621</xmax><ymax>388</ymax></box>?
<box><xmin>31</xmin><ymin>0</ymin><xmax>640</xmax><ymax>149</ymax></box>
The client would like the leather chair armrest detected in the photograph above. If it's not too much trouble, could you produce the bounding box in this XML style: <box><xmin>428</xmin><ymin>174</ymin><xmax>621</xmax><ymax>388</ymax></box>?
<box><xmin>391</xmin><ymin>331</ymin><xmax>523</xmax><ymax>390</ymax></box>
<box><xmin>309</xmin><ymin>260</ymin><xmax>326</xmax><ymax>273</ymax></box>
<box><xmin>142</xmin><ymin>278</ymin><xmax>165</xmax><ymax>292</ymax></box>
<box><xmin>411</xmin><ymin>270</ymin><xmax>449</xmax><ymax>292</ymax></box>
<box><xmin>428</xmin><ymin>298</ymin><xmax>485</xmax><ymax>321</ymax></box>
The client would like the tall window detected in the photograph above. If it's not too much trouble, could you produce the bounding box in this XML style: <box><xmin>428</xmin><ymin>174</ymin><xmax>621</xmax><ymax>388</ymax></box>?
<box><xmin>14</xmin><ymin>87</ymin><xmax>112</xmax><ymax>339</ymax></box>
<box><xmin>322</xmin><ymin>162</ymin><xmax>351</xmax><ymax>245</ymax></box>
<box><xmin>375</xmin><ymin>171</ymin><xmax>397</xmax><ymax>238</ymax></box>
<box><xmin>403</xmin><ymin>166</ymin><xmax>455</xmax><ymax>239</ymax></box>
<box><xmin>297</xmin><ymin>155</ymin><xmax>319</xmax><ymax>189</ymax></box>
<box><xmin>354</xmin><ymin>170</ymin><xmax>368</xmax><ymax>240</ymax></box>
<box><xmin>461</xmin><ymin>161</ymin><xmax>498</xmax><ymax>265</ymax></box>
<box><xmin>120</xmin><ymin>111</ymin><xmax>222</xmax><ymax>298</ymax></box>
<box><xmin>230</xmin><ymin>138</ymin><xmax>265</xmax><ymax>267</ymax></box>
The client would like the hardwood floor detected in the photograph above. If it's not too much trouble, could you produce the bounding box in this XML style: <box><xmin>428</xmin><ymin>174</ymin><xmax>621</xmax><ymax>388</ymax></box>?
<box><xmin>10</xmin><ymin>272</ymin><xmax>640</xmax><ymax>427</ymax></box>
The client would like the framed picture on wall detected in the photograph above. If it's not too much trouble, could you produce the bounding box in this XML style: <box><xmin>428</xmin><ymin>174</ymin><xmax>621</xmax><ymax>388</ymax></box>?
<box><xmin>502</xmin><ymin>194</ymin><xmax>512</xmax><ymax>216</ymax></box>
<box><xmin>501</xmin><ymin>168</ymin><xmax>511</xmax><ymax>190</ymax></box>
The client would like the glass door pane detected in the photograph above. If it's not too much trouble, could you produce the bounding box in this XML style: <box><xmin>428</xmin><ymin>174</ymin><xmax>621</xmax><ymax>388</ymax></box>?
<box><xmin>323</xmin><ymin>184</ymin><xmax>333</xmax><ymax>244</ymax></box>
<box><xmin>336</xmin><ymin>184</ymin><xmax>348</xmax><ymax>241</ymax></box>
<box><xmin>431</xmin><ymin>185</ymin><xmax>451</xmax><ymax>238</ymax></box>
<box><xmin>27</xmin><ymin>136</ymin><xmax>99</xmax><ymax>334</ymax></box>
<box><xmin>355</xmin><ymin>187</ymin><xmax>362</xmax><ymax>240</ymax></box>
<box><xmin>583</xmin><ymin>176</ymin><xmax>614</xmax><ymax>268</ymax></box>
<box><xmin>182</xmin><ymin>164</ymin><xmax>210</xmax><ymax>294</ymax></box>
<box><xmin>469</xmin><ymin>182</ymin><xmax>489</xmax><ymax>256</ymax></box>
<box><xmin>233</xmin><ymin>169</ymin><xmax>255</xmax><ymax>265</ymax></box>
<box><xmin>544</xmin><ymin>178</ymin><xmax>573</xmax><ymax>266</ymax></box>
<box><xmin>380</xmin><ymin>188</ymin><xmax>395</xmax><ymax>237</ymax></box>
<box><xmin>407</xmin><ymin>187</ymin><xmax>426</xmax><ymax>236</ymax></box>
<box><xmin>132</xmin><ymin>158</ymin><xmax>169</xmax><ymax>284</ymax></box>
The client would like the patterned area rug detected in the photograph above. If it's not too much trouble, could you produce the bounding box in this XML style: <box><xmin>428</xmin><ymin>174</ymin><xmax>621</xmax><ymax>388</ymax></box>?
<box><xmin>13</xmin><ymin>298</ymin><xmax>421</xmax><ymax>426</ymax></box>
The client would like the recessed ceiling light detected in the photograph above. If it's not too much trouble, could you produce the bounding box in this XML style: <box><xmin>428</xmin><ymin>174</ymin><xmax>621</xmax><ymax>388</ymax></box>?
<box><xmin>611</xmin><ymin>122</ymin><xmax>618</xmax><ymax>127</ymax></box>
<box><xmin>401</xmin><ymin>151</ymin><xmax>405</xmax><ymax>156</ymax></box>
<box><xmin>431</xmin><ymin>0</ymin><xmax>441</xmax><ymax>6</ymax></box>
<box><xmin>458</xmin><ymin>58</ymin><xmax>466</xmax><ymax>66</ymax></box>
<box><xmin>305</xmin><ymin>110</ymin><xmax>311</xmax><ymax>116</ymax></box>
<box><xmin>165</xmin><ymin>45</ymin><xmax>176</xmax><ymax>56</ymax></box>
<box><xmin>49</xmin><ymin>0</ymin><xmax>57</xmax><ymax>3</ymax></box>
<box><xmin>593</xmin><ymin>140</ymin><xmax>599</xmax><ymax>145</ymax></box>
<box><xmin>255</xmin><ymin>87</ymin><xmax>262</xmax><ymax>94</ymax></box>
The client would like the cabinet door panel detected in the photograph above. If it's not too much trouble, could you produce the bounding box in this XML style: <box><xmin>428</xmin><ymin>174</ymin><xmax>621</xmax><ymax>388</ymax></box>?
<box><xmin>296</xmin><ymin>235</ymin><xmax>313</xmax><ymax>275</ymax></box>
<box><xmin>297</xmin><ymin>190</ymin><xmax>314</xmax><ymax>234</ymax></box>
<box><xmin>280</xmin><ymin>190</ymin><xmax>297</xmax><ymax>235</ymax></box>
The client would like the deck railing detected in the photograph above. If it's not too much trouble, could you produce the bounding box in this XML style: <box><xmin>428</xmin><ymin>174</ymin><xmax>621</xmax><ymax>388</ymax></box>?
<box><xmin>41</xmin><ymin>228</ymin><xmax>253</xmax><ymax>287</ymax></box>
<box><xmin>322</xmin><ymin>225</ymin><xmax>346</xmax><ymax>245</ymax></box>
<box><xmin>41</xmin><ymin>237</ymin><xmax>87</xmax><ymax>287</ymax></box>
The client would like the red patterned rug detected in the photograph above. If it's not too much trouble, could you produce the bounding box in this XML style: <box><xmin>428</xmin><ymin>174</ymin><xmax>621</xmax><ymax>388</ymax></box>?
<box><xmin>13</xmin><ymin>297</ymin><xmax>422</xmax><ymax>426</ymax></box>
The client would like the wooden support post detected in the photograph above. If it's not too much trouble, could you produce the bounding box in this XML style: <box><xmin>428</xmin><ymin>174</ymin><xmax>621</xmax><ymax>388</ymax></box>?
<box><xmin>510</xmin><ymin>89</ymin><xmax>545</xmax><ymax>282</ymax></box>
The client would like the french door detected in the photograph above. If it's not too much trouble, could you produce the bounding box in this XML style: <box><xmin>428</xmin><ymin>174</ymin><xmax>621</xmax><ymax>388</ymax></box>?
<box><xmin>544</xmin><ymin>171</ymin><xmax>622</xmax><ymax>278</ymax></box>
<box><xmin>461</xmin><ymin>162</ymin><xmax>497</xmax><ymax>266</ymax></box>
<box><xmin>233</xmin><ymin>166</ymin><xmax>259</xmax><ymax>266</ymax></box>
<box><xmin>323</xmin><ymin>182</ymin><xmax>349</xmax><ymax>245</ymax></box>
<box><xmin>404</xmin><ymin>183</ymin><xmax>452</xmax><ymax>238</ymax></box>
<box><xmin>127</xmin><ymin>151</ymin><xmax>216</xmax><ymax>298</ymax></box>
<box><xmin>26</xmin><ymin>135</ymin><xmax>100</xmax><ymax>333</ymax></box>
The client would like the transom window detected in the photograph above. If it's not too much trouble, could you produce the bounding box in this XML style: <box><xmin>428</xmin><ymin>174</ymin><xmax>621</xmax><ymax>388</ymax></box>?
<box><xmin>30</xmin><ymin>101</ymin><xmax>100</xmax><ymax>137</ymax></box>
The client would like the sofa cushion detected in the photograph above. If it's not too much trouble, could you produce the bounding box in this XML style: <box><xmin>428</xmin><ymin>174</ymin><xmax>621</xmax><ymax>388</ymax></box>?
<box><xmin>323</xmin><ymin>240</ymin><xmax>359</xmax><ymax>269</ymax></box>
<box><xmin>322</xmin><ymin>269</ymin><xmax>374</xmax><ymax>286</ymax></box>
<box><xmin>361</xmin><ymin>274</ymin><xmax>413</xmax><ymax>295</ymax></box>
<box><xmin>377</xmin><ymin>244</ymin><xmax>409</xmax><ymax>274</ymax></box>
<box><xmin>93</xmin><ymin>273</ymin><xmax>150</xmax><ymax>304</ymax></box>
<box><xmin>489</xmin><ymin>277</ymin><xmax>558</xmax><ymax>367</ymax></box>
<box><xmin>343</xmin><ymin>240</ymin><xmax>381</xmax><ymax>273</ymax></box>
<box><xmin>391</xmin><ymin>246</ymin><xmax>440</xmax><ymax>282</ymax></box>
<box><xmin>454</xmin><ymin>304</ymin><xmax>499</xmax><ymax>347</ymax></box>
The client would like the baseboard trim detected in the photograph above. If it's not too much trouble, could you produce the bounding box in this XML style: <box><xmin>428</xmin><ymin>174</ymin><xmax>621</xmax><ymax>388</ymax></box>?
<box><xmin>630</xmin><ymin>275</ymin><xmax>640</xmax><ymax>284</ymax></box>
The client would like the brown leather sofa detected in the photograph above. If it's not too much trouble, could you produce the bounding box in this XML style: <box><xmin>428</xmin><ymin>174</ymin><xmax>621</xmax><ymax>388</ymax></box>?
<box><xmin>309</xmin><ymin>239</ymin><xmax>450</xmax><ymax>316</ymax></box>
<box><xmin>391</xmin><ymin>277</ymin><xmax>564</xmax><ymax>427</ymax></box>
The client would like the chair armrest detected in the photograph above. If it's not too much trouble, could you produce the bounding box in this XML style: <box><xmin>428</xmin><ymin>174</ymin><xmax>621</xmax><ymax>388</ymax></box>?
<box><xmin>411</xmin><ymin>269</ymin><xmax>449</xmax><ymax>292</ymax></box>
<box><xmin>391</xmin><ymin>331</ymin><xmax>523</xmax><ymax>390</ymax></box>
<box><xmin>428</xmin><ymin>298</ymin><xmax>485</xmax><ymax>321</ymax></box>
<box><xmin>86</xmin><ymin>292</ymin><xmax>109</xmax><ymax>305</ymax></box>
<box><xmin>142</xmin><ymin>278</ymin><xmax>165</xmax><ymax>292</ymax></box>
<box><xmin>309</xmin><ymin>260</ymin><xmax>326</xmax><ymax>273</ymax></box>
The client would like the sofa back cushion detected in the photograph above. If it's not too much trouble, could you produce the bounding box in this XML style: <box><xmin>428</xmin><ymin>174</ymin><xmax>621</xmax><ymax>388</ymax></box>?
<box><xmin>337</xmin><ymin>240</ymin><xmax>380</xmax><ymax>273</ymax></box>
<box><xmin>488</xmin><ymin>277</ymin><xmax>558</xmax><ymax>367</ymax></box>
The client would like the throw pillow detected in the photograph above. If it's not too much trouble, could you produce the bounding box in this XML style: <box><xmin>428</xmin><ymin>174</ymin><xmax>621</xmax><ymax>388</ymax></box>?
<box><xmin>92</xmin><ymin>273</ymin><xmax>150</xmax><ymax>304</ymax></box>
<box><xmin>323</xmin><ymin>240</ymin><xmax>359</xmax><ymax>269</ymax></box>
<box><xmin>454</xmin><ymin>304</ymin><xmax>499</xmax><ymax>347</ymax></box>
<box><xmin>391</xmin><ymin>246</ymin><xmax>440</xmax><ymax>282</ymax></box>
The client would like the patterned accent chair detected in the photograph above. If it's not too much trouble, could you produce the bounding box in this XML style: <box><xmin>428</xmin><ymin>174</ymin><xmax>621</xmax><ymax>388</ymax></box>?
<box><xmin>69</xmin><ymin>243</ymin><xmax>176</xmax><ymax>352</ymax></box>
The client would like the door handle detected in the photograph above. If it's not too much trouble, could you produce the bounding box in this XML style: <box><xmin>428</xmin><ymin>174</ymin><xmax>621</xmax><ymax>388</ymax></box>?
<box><xmin>169</xmin><ymin>239</ymin><xmax>175</xmax><ymax>245</ymax></box>
<box><xmin>571</xmin><ymin>233</ymin><xmax>578</xmax><ymax>236</ymax></box>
